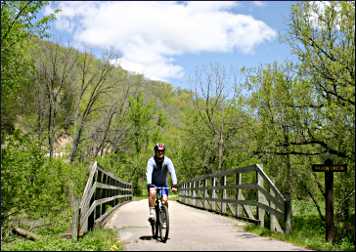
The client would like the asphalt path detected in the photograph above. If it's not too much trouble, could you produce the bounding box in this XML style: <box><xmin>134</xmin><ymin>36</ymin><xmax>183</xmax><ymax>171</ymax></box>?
<box><xmin>103</xmin><ymin>199</ymin><xmax>313</xmax><ymax>251</ymax></box>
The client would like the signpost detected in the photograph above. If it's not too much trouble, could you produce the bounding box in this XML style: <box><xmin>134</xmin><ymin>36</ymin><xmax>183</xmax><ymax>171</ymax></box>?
<box><xmin>312</xmin><ymin>158</ymin><xmax>347</xmax><ymax>242</ymax></box>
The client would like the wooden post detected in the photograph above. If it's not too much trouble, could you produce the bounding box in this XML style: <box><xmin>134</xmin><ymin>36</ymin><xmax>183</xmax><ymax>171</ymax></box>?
<box><xmin>312</xmin><ymin>158</ymin><xmax>346</xmax><ymax>242</ymax></box>
<box><xmin>325</xmin><ymin>172</ymin><xmax>335</xmax><ymax>241</ymax></box>
<box><xmin>212</xmin><ymin>177</ymin><xmax>217</xmax><ymax>212</ymax></box>
<box><xmin>189</xmin><ymin>182</ymin><xmax>192</xmax><ymax>205</ymax></box>
<box><xmin>222</xmin><ymin>176</ymin><xmax>227</xmax><ymax>214</ymax></box>
<box><xmin>204</xmin><ymin>179</ymin><xmax>208</xmax><ymax>210</ymax></box>
<box><xmin>284</xmin><ymin>193</ymin><xmax>292</xmax><ymax>234</ymax></box>
<box><xmin>257</xmin><ymin>170</ymin><xmax>267</xmax><ymax>228</ymax></box>
<box><xmin>270</xmin><ymin>188</ymin><xmax>283</xmax><ymax>233</ymax></box>
<box><xmin>236</xmin><ymin>173</ymin><xmax>241</xmax><ymax>217</ymax></box>
<box><xmin>193</xmin><ymin>180</ymin><xmax>196</xmax><ymax>206</ymax></box>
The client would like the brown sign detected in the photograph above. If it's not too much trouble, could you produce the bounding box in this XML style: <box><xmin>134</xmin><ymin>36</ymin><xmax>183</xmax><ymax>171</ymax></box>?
<box><xmin>312</xmin><ymin>164</ymin><xmax>347</xmax><ymax>172</ymax></box>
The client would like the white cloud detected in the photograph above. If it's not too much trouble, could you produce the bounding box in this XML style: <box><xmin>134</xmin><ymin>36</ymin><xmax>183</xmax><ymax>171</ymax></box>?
<box><xmin>252</xmin><ymin>1</ymin><xmax>265</xmax><ymax>7</ymax></box>
<box><xmin>46</xmin><ymin>1</ymin><xmax>277</xmax><ymax>81</ymax></box>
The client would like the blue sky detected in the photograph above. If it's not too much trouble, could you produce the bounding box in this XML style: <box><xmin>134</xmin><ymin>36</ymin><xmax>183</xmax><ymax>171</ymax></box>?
<box><xmin>43</xmin><ymin>1</ymin><xmax>299</xmax><ymax>90</ymax></box>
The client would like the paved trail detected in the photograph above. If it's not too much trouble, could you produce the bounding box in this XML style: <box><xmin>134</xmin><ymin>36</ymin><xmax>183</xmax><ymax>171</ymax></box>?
<box><xmin>104</xmin><ymin>200</ymin><xmax>313</xmax><ymax>251</ymax></box>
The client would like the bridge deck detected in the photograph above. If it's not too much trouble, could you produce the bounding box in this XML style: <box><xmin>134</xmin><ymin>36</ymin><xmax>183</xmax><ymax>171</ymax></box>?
<box><xmin>103</xmin><ymin>199</ymin><xmax>312</xmax><ymax>251</ymax></box>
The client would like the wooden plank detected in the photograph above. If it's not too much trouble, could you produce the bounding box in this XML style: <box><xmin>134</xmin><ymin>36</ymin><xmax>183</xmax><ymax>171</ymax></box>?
<box><xmin>185</xmin><ymin>165</ymin><xmax>257</xmax><ymax>183</ymax></box>
<box><xmin>270</xmin><ymin>188</ymin><xmax>283</xmax><ymax>233</ymax></box>
<box><xmin>222</xmin><ymin>176</ymin><xmax>227</xmax><ymax>214</ymax></box>
<box><xmin>80</xmin><ymin>194</ymin><xmax>133</xmax><ymax>232</ymax></box>
<box><xmin>256</xmin><ymin>185</ymin><xmax>285</xmax><ymax>212</ymax></box>
<box><xmin>96</xmin><ymin>164</ymin><xmax>131</xmax><ymax>186</ymax></box>
<box><xmin>239</xmin><ymin>192</ymin><xmax>256</xmax><ymax>220</ymax></box>
<box><xmin>236</xmin><ymin>173</ymin><xmax>241</xmax><ymax>217</ymax></box>
<box><xmin>209</xmin><ymin>165</ymin><xmax>258</xmax><ymax>179</ymax></box>
<box><xmin>212</xmin><ymin>177</ymin><xmax>217</xmax><ymax>212</ymax></box>
<box><xmin>255</xmin><ymin>164</ymin><xmax>285</xmax><ymax>201</ymax></box>
<box><xmin>193</xmin><ymin>181</ymin><xmax>196</xmax><ymax>206</ymax></box>
<box><xmin>95</xmin><ymin>183</ymin><xmax>132</xmax><ymax>192</ymax></box>
<box><xmin>204</xmin><ymin>179</ymin><xmax>208</xmax><ymax>209</ymax></box>
<box><xmin>80</xmin><ymin>162</ymin><xmax>98</xmax><ymax>210</ymax></box>
<box><xmin>256</xmin><ymin>202</ymin><xmax>284</xmax><ymax>221</ymax></box>
<box><xmin>257</xmin><ymin>170</ymin><xmax>267</xmax><ymax>227</ymax></box>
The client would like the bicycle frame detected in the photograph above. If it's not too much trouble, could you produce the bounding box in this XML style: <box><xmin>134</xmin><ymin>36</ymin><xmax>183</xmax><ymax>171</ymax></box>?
<box><xmin>150</xmin><ymin>186</ymin><xmax>170</xmax><ymax>242</ymax></box>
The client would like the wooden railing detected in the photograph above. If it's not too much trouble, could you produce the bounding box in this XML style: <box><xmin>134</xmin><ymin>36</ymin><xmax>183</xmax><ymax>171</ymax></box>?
<box><xmin>72</xmin><ymin>161</ymin><xmax>133</xmax><ymax>239</ymax></box>
<box><xmin>177</xmin><ymin>164</ymin><xmax>291</xmax><ymax>233</ymax></box>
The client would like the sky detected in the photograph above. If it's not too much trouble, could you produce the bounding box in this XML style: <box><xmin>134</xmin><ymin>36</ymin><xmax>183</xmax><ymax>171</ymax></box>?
<box><xmin>43</xmin><ymin>1</ymin><xmax>299</xmax><ymax>90</ymax></box>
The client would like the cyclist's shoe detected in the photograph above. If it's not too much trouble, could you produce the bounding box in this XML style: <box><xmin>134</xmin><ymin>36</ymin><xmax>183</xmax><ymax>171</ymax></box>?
<box><xmin>148</xmin><ymin>213</ymin><xmax>155</xmax><ymax>223</ymax></box>
<box><xmin>161</xmin><ymin>221</ymin><xmax>167</xmax><ymax>229</ymax></box>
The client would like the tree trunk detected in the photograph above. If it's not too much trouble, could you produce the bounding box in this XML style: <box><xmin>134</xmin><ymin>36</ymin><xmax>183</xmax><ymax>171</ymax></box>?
<box><xmin>69</xmin><ymin>120</ymin><xmax>84</xmax><ymax>162</ymax></box>
<box><xmin>12</xmin><ymin>226</ymin><xmax>40</xmax><ymax>241</ymax></box>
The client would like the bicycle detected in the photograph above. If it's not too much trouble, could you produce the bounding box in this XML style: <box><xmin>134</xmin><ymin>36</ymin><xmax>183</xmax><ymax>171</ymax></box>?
<box><xmin>149</xmin><ymin>186</ymin><xmax>171</xmax><ymax>242</ymax></box>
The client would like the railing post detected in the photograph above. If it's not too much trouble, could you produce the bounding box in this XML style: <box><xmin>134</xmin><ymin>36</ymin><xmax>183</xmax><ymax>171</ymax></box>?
<box><xmin>236</xmin><ymin>173</ymin><xmax>241</xmax><ymax>217</ymax></box>
<box><xmin>185</xmin><ymin>183</ymin><xmax>188</xmax><ymax>204</ymax></box>
<box><xmin>181</xmin><ymin>183</ymin><xmax>184</xmax><ymax>203</ymax></box>
<box><xmin>189</xmin><ymin>181</ymin><xmax>192</xmax><ymax>205</ymax></box>
<box><xmin>257</xmin><ymin>168</ymin><xmax>267</xmax><ymax>228</ymax></box>
<box><xmin>204</xmin><ymin>179</ymin><xmax>208</xmax><ymax>210</ymax></box>
<box><xmin>193</xmin><ymin>180</ymin><xmax>196</xmax><ymax>206</ymax></box>
<box><xmin>212</xmin><ymin>177</ymin><xmax>217</xmax><ymax>212</ymax></box>
<box><xmin>222</xmin><ymin>176</ymin><xmax>227</xmax><ymax>214</ymax></box>
<box><xmin>284</xmin><ymin>193</ymin><xmax>292</xmax><ymax>234</ymax></box>
<box><xmin>269</xmin><ymin>188</ymin><xmax>280</xmax><ymax>232</ymax></box>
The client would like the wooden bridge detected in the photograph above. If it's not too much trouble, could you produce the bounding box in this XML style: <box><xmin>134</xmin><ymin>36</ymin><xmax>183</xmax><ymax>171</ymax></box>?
<box><xmin>72</xmin><ymin>161</ymin><xmax>133</xmax><ymax>239</ymax></box>
<box><xmin>72</xmin><ymin>162</ymin><xmax>292</xmax><ymax>241</ymax></box>
<box><xmin>178</xmin><ymin>164</ymin><xmax>291</xmax><ymax>234</ymax></box>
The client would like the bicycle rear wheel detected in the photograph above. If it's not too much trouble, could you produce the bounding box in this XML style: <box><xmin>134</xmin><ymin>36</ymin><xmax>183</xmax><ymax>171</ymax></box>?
<box><xmin>158</xmin><ymin>205</ymin><xmax>169</xmax><ymax>242</ymax></box>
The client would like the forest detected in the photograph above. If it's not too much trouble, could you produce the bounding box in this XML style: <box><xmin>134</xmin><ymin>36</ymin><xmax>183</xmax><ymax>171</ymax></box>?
<box><xmin>1</xmin><ymin>1</ymin><xmax>354</xmax><ymax>251</ymax></box>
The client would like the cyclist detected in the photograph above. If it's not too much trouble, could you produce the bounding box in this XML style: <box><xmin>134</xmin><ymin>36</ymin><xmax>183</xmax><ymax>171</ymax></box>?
<box><xmin>146</xmin><ymin>143</ymin><xmax>177</xmax><ymax>222</ymax></box>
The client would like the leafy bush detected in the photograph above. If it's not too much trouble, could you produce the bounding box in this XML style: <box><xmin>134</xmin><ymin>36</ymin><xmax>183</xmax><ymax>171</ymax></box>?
<box><xmin>1</xmin><ymin>131</ymin><xmax>88</xmax><ymax>240</ymax></box>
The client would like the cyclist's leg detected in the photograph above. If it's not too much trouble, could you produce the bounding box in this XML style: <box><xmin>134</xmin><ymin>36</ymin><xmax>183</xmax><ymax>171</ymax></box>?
<box><xmin>148</xmin><ymin>186</ymin><xmax>157</xmax><ymax>207</ymax></box>
<box><xmin>148</xmin><ymin>185</ymin><xmax>156</xmax><ymax>220</ymax></box>
<box><xmin>161</xmin><ymin>188</ymin><xmax>169</xmax><ymax>207</ymax></box>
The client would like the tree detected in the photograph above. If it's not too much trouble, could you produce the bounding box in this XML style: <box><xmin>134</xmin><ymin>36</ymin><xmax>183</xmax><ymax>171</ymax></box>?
<box><xmin>1</xmin><ymin>1</ymin><xmax>56</xmax><ymax>133</ymax></box>
<box><xmin>32</xmin><ymin>41</ymin><xmax>78</xmax><ymax>157</ymax></box>
<box><xmin>68</xmin><ymin>50</ymin><xmax>117</xmax><ymax>162</ymax></box>
<box><xmin>286</xmin><ymin>1</ymin><xmax>355</xmax><ymax>221</ymax></box>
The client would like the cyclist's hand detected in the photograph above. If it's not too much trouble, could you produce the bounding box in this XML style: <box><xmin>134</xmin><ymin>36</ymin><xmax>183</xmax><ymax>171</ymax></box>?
<box><xmin>171</xmin><ymin>185</ymin><xmax>178</xmax><ymax>193</ymax></box>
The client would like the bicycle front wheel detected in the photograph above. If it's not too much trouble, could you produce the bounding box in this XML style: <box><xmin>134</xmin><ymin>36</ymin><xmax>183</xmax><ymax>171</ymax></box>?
<box><xmin>158</xmin><ymin>205</ymin><xmax>169</xmax><ymax>242</ymax></box>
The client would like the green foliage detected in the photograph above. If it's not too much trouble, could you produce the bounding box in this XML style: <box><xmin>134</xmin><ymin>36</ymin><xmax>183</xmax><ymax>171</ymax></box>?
<box><xmin>1</xmin><ymin>228</ymin><xmax>122</xmax><ymax>251</ymax></box>
<box><xmin>1</xmin><ymin>1</ymin><xmax>56</xmax><ymax>132</ymax></box>
<box><xmin>1</xmin><ymin>130</ymin><xmax>87</xmax><ymax>239</ymax></box>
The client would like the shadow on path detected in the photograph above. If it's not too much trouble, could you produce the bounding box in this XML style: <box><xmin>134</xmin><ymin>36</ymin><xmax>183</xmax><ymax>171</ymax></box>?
<box><xmin>139</xmin><ymin>235</ymin><xmax>154</xmax><ymax>240</ymax></box>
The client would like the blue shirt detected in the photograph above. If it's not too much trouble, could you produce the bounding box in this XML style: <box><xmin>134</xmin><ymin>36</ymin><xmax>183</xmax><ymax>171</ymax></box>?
<box><xmin>146</xmin><ymin>156</ymin><xmax>177</xmax><ymax>186</ymax></box>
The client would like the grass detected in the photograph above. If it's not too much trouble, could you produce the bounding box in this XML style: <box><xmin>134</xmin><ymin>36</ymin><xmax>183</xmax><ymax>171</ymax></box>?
<box><xmin>243</xmin><ymin>200</ymin><xmax>355</xmax><ymax>251</ymax></box>
<box><xmin>1</xmin><ymin>227</ymin><xmax>123</xmax><ymax>251</ymax></box>
<box><xmin>1</xmin><ymin>207</ymin><xmax>123</xmax><ymax>251</ymax></box>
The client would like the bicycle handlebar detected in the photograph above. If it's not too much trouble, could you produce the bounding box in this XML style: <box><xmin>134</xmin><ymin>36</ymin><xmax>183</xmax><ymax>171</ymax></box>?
<box><xmin>154</xmin><ymin>186</ymin><xmax>170</xmax><ymax>190</ymax></box>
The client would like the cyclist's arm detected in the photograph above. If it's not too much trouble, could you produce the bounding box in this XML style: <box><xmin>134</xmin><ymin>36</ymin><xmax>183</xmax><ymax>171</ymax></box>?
<box><xmin>146</xmin><ymin>158</ymin><xmax>154</xmax><ymax>186</ymax></box>
<box><xmin>167</xmin><ymin>159</ymin><xmax>177</xmax><ymax>186</ymax></box>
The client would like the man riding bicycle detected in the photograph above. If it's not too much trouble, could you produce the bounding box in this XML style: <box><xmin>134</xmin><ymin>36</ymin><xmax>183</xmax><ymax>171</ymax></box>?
<box><xmin>146</xmin><ymin>143</ymin><xmax>177</xmax><ymax>222</ymax></box>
